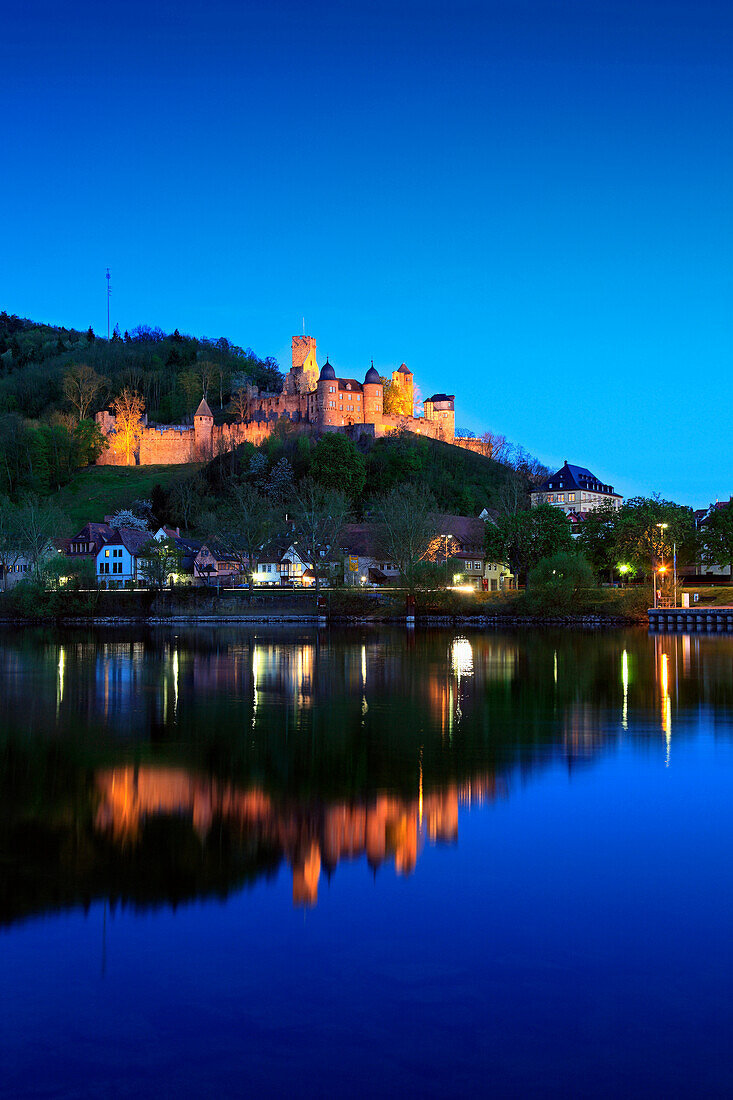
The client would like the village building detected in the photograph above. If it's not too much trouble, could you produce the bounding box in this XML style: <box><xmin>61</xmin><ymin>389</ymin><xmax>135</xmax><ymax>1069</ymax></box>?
<box><xmin>531</xmin><ymin>462</ymin><xmax>623</xmax><ymax>517</ymax></box>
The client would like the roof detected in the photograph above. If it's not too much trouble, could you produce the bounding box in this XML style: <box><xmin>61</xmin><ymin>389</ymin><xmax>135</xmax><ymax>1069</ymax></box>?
<box><xmin>319</xmin><ymin>359</ymin><xmax>336</xmax><ymax>381</ymax></box>
<box><xmin>397</xmin><ymin>362</ymin><xmax>412</xmax><ymax>375</ymax></box>
<box><xmin>195</xmin><ymin>397</ymin><xmax>213</xmax><ymax>418</ymax></box>
<box><xmin>536</xmin><ymin>461</ymin><xmax>620</xmax><ymax>496</ymax></box>
<box><xmin>337</xmin><ymin>379</ymin><xmax>363</xmax><ymax>392</ymax></box>
<box><xmin>434</xmin><ymin>513</ymin><xmax>487</xmax><ymax>551</ymax></box>
<box><xmin>340</xmin><ymin>524</ymin><xmax>377</xmax><ymax>556</ymax></box>
<box><xmin>364</xmin><ymin>365</ymin><xmax>380</xmax><ymax>384</ymax></box>
<box><xmin>425</xmin><ymin>393</ymin><xmax>454</xmax><ymax>404</ymax></box>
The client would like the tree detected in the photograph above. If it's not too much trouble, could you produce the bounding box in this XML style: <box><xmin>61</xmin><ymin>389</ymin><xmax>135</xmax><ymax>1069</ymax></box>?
<box><xmin>111</xmin><ymin>389</ymin><xmax>145</xmax><ymax>465</ymax></box>
<box><xmin>614</xmin><ymin>497</ymin><xmax>697</xmax><ymax>576</ymax></box>
<box><xmin>63</xmin><ymin>364</ymin><xmax>105</xmax><ymax>422</ymax></box>
<box><xmin>372</xmin><ymin>483</ymin><xmax>438</xmax><ymax>593</ymax></box>
<box><xmin>73</xmin><ymin>419</ymin><xmax>108</xmax><ymax>466</ymax></box>
<box><xmin>167</xmin><ymin>476</ymin><xmax>203</xmax><ymax>531</ymax></box>
<box><xmin>216</xmin><ymin>483</ymin><xmax>278</xmax><ymax>593</ymax></box>
<box><xmin>292</xmin><ymin>478</ymin><xmax>350</xmax><ymax>593</ymax></box>
<box><xmin>701</xmin><ymin>501</ymin><xmax>733</xmax><ymax>577</ymax></box>
<box><xmin>477</xmin><ymin>431</ymin><xmax>510</xmax><ymax>463</ymax></box>
<box><xmin>528</xmin><ymin>551</ymin><xmax>595</xmax><ymax>611</ymax></box>
<box><xmin>268</xmin><ymin>457</ymin><xmax>294</xmax><ymax>506</ymax></box>
<box><xmin>0</xmin><ymin>495</ymin><xmax>20</xmax><ymax>591</ymax></box>
<box><xmin>381</xmin><ymin>376</ymin><xmax>410</xmax><ymax>416</ymax></box>
<box><xmin>312</xmin><ymin>433</ymin><xmax>366</xmax><ymax>500</ymax></box>
<box><xmin>229</xmin><ymin>386</ymin><xmax>252</xmax><ymax>422</ymax></box>
<box><xmin>14</xmin><ymin>498</ymin><xmax>65</xmax><ymax>581</ymax></box>
<box><xmin>575</xmin><ymin>500</ymin><xmax>623</xmax><ymax>581</ymax></box>
<box><xmin>137</xmin><ymin>537</ymin><xmax>183</xmax><ymax>590</ymax></box>
<box><xmin>484</xmin><ymin>504</ymin><xmax>574</xmax><ymax>584</ymax></box>
<box><xmin>108</xmin><ymin>509</ymin><xmax>149</xmax><ymax>531</ymax></box>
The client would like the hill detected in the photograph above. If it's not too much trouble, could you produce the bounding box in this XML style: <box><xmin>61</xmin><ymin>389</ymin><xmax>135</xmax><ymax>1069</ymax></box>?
<box><xmin>51</xmin><ymin>464</ymin><xmax>200</xmax><ymax>532</ymax></box>
<box><xmin>0</xmin><ymin>311</ymin><xmax>282</xmax><ymax>425</ymax></box>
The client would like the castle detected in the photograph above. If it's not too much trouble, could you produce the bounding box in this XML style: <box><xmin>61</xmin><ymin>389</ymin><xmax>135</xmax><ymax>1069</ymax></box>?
<box><xmin>96</xmin><ymin>335</ymin><xmax>458</xmax><ymax>465</ymax></box>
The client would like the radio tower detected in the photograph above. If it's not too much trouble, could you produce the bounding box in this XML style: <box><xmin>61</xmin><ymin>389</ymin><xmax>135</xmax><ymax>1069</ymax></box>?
<box><xmin>106</xmin><ymin>268</ymin><xmax>112</xmax><ymax>340</ymax></box>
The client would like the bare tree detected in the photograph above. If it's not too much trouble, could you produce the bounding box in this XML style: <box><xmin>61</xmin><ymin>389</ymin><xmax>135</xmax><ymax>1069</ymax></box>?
<box><xmin>62</xmin><ymin>364</ymin><xmax>106</xmax><ymax>422</ymax></box>
<box><xmin>217</xmin><ymin>483</ymin><xmax>278</xmax><ymax>594</ymax></box>
<box><xmin>229</xmin><ymin>386</ymin><xmax>252</xmax><ymax>422</ymax></box>
<box><xmin>168</xmin><ymin>476</ymin><xmax>203</xmax><ymax>532</ymax></box>
<box><xmin>15</xmin><ymin>498</ymin><xmax>65</xmax><ymax>581</ymax></box>
<box><xmin>372</xmin><ymin>483</ymin><xmax>438</xmax><ymax>592</ymax></box>
<box><xmin>478</xmin><ymin>430</ymin><xmax>510</xmax><ymax>463</ymax></box>
<box><xmin>292</xmin><ymin>478</ymin><xmax>349</xmax><ymax>593</ymax></box>
<box><xmin>112</xmin><ymin>389</ymin><xmax>145</xmax><ymax>465</ymax></box>
<box><xmin>497</xmin><ymin>468</ymin><xmax>530</xmax><ymax>515</ymax></box>
<box><xmin>197</xmin><ymin>359</ymin><xmax>215</xmax><ymax>400</ymax></box>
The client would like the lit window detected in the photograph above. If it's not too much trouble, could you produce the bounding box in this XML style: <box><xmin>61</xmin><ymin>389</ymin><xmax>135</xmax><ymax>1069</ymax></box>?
<box><xmin>558</xmin><ymin>494</ymin><xmax>564</xmax><ymax>502</ymax></box>
<box><xmin>569</xmin><ymin>493</ymin><xmax>575</xmax><ymax>501</ymax></box>
<box><xmin>105</xmin><ymin>549</ymin><xmax>110</xmax><ymax>557</ymax></box>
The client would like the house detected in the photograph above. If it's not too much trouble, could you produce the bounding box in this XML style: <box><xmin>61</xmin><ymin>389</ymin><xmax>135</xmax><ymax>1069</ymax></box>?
<box><xmin>253</xmin><ymin>541</ymin><xmax>315</xmax><ymax>587</ymax></box>
<box><xmin>0</xmin><ymin>555</ymin><xmax>34</xmax><ymax>590</ymax></box>
<box><xmin>194</xmin><ymin>544</ymin><xmax>245</xmax><ymax>586</ymax></box>
<box><xmin>531</xmin><ymin>462</ymin><xmax>622</xmax><ymax>516</ymax></box>
<box><xmin>95</xmin><ymin>528</ymin><xmax>151</xmax><ymax>588</ymax></box>
<box><xmin>339</xmin><ymin>524</ymin><xmax>401</xmax><ymax>585</ymax></box>
<box><xmin>60</xmin><ymin>522</ymin><xmax>116</xmax><ymax>563</ymax></box>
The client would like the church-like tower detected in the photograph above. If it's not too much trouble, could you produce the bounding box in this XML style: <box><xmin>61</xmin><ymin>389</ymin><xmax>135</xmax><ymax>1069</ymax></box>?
<box><xmin>391</xmin><ymin>363</ymin><xmax>413</xmax><ymax>415</ymax></box>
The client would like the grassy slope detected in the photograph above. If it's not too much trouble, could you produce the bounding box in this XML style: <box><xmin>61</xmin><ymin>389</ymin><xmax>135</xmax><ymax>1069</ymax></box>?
<box><xmin>53</xmin><ymin>464</ymin><xmax>200</xmax><ymax>531</ymax></box>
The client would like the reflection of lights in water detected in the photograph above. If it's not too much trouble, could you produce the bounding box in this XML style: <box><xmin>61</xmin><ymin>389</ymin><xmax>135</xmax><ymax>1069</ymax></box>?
<box><xmin>361</xmin><ymin>645</ymin><xmax>367</xmax><ymax>685</ymax></box>
<box><xmin>451</xmin><ymin>638</ymin><xmax>473</xmax><ymax>678</ymax></box>
<box><xmin>450</xmin><ymin>638</ymin><xmax>473</xmax><ymax>725</ymax></box>
<box><xmin>173</xmin><ymin>649</ymin><xmax>179</xmax><ymax>716</ymax></box>
<box><xmin>621</xmin><ymin>649</ymin><xmax>629</xmax><ymax>730</ymax></box>
<box><xmin>553</xmin><ymin>650</ymin><xmax>558</xmax><ymax>685</ymax></box>
<box><xmin>418</xmin><ymin>755</ymin><xmax>423</xmax><ymax>829</ymax></box>
<box><xmin>252</xmin><ymin>645</ymin><xmax>260</xmax><ymax>724</ymax></box>
<box><xmin>660</xmin><ymin>653</ymin><xmax>671</xmax><ymax>767</ymax></box>
<box><xmin>57</xmin><ymin>647</ymin><xmax>65</xmax><ymax>714</ymax></box>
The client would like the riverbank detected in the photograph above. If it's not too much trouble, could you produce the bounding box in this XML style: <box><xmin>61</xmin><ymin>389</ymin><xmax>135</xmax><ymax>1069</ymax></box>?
<box><xmin>0</xmin><ymin>584</ymin><xmax>652</xmax><ymax>626</ymax></box>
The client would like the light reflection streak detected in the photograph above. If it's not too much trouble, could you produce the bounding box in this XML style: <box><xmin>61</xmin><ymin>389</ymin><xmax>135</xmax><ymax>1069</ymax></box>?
<box><xmin>621</xmin><ymin>649</ymin><xmax>629</xmax><ymax>731</ymax></box>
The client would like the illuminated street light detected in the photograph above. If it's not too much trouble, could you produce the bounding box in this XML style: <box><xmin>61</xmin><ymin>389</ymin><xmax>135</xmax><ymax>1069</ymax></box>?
<box><xmin>653</xmin><ymin>523</ymin><xmax>669</xmax><ymax>608</ymax></box>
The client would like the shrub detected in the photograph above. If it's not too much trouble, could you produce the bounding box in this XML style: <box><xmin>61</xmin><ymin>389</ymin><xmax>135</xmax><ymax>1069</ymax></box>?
<box><xmin>527</xmin><ymin>552</ymin><xmax>595</xmax><ymax>612</ymax></box>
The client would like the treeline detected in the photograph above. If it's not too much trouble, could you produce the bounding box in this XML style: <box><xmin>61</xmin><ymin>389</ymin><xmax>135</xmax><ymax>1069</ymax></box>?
<box><xmin>0</xmin><ymin>312</ymin><xmax>283</xmax><ymax>424</ymax></box>
<box><xmin>151</xmin><ymin>424</ymin><xmax>520</xmax><ymax>532</ymax></box>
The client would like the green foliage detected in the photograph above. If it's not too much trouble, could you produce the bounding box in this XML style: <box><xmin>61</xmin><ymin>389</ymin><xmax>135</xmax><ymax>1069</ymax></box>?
<box><xmin>0</xmin><ymin>311</ymin><xmax>283</xmax><ymax>426</ymax></box>
<box><xmin>526</xmin><ymin>551</ymin><xmax>595</xmax><ymax>612</ymax></box>
<box><xmin>701</xmin><ymin>502</ymin><xmax>733</xmax><ymax>574</ymax></box>
<box><xmin>312</xmin><ymin>433</ymin><xmax>366</xmax><ymax>500</ymax></box>
<box><xmin>485</xmin><ymin>504</ymin><xmax>574</xmax><ymax>582</ymax></box>
<box><xmin>137</xmin><ymin>537</ymin><xmax>184</xmax><ymax>590</ymax></box>
<box><xmin>613</xmin><ymin>497</ymin><xmax>697</xmax><ymax>574</ymax></box>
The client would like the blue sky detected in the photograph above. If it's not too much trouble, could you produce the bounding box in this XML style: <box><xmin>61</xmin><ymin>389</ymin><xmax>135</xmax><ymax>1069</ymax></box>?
<box><xmin>2</xmin><ymin>0</ymin><xmax>732</xmax><ymax>505</ymax></box>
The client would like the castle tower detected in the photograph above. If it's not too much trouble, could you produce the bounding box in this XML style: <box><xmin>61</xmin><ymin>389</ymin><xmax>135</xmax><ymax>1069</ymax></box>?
<box><xmin>194</xmin><ymin>396</ymin><xmax>214</xmax><ymax>458</ymax></box>
<box><xmin>424</xmin><ymin>393</ymin><xmax>455</xmax><ymax>443</ymax></box>
<box><xmin>286</xmin><ymin>335</ymin><xmax>319</xmax><ymax>394</ymax></box>
<box><xmin>363</xmin><ymin>362</ymin><xmax>383</xmax><ymax>422</ymax></box>
<box><xmin>316</xmin><ymin>358</ymin><xmax>338</xmax><ymax>427</ymax></box>
<box><xmin>391</xmin><ymin>362</ymin><xmax>413</xmax><ymax>416</ymax></box>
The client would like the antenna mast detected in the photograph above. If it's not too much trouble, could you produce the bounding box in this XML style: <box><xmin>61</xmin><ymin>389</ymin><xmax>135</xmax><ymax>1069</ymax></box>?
<box><xmin>106</xmin><ymin>268</ymin><xmax>111</xmax><ymax>340</ymax></box>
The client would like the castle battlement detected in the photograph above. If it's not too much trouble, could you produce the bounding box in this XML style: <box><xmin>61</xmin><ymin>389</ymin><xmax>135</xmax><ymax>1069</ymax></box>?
<box><xmin>95</xmin><ymin>335</ymin><xmax>458</xmax><ymax>465</ymax></box>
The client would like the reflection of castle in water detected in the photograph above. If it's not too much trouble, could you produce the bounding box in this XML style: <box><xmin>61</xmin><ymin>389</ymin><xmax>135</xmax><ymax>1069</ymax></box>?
<box><xmin>95</xmin><ymin>766</ymin><xmax>500</xmax><ymax>907</ymax></box>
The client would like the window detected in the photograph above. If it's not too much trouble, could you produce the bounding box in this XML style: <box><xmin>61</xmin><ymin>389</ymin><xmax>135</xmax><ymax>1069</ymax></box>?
<box><xmin>557</xmin><ymin>494</ymin><xmax>564</xmax><ymax>502</ymax></box>
<box><xmin>105</xmin><ymin>549</ymin><xmax>110</xmax><ymax>558</ymax></box>
<box><xmin>568</xmin><ymin>493</ymin><xmax>575</xmax><ymax>502</ymax></box>
<box><xmin>329</xmin><ymin>386</ymin><xmax>335</xmax><ymax>393</ymax></box>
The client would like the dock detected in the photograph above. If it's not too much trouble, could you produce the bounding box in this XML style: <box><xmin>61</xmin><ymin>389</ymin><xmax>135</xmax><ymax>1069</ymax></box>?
<box><xmin>649</xmin><ymin>606</ymin><xmax>733</xmax><ymax>632</ymax></box>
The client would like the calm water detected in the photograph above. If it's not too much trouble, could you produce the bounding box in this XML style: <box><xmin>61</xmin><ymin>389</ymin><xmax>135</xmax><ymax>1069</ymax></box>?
<box><xmin>1</xmin><ymin>625</ymin><xmax>733</xmax><ymax>1097</ymax></box>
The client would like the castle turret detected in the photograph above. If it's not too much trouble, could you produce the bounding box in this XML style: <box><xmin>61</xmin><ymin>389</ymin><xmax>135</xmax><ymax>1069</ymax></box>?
<box><xmin>363</xmin><ymin>362</ymin><xmax>383</xmax><ymax>422</ymax></box>
<box><xmin>194</xmin><ymin>396</ymin><xmax>214</xmax><ymax>457</ymax></box>
<box><xmin>391</xmin><ymin>362</ymin><xmax>413</xmax><ymax>416</ymax></box>
<box><xmin>316</xmin><ymin>359</ymin><xmax>338</xmax><ymax>427</ymax></box>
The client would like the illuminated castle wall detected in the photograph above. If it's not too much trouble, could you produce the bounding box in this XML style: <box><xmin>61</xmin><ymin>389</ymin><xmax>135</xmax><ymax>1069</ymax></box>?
<box><xmin>95</xmin><ymin>335</ymin><xmax>465</xmax><ymax>465</ymax></box>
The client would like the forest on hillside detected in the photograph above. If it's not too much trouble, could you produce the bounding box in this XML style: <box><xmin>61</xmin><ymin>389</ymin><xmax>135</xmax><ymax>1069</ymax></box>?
<box><xmin>0</xmin><ymin>312</ymin><xmax>282</xmax><ymax>424</ymax></box>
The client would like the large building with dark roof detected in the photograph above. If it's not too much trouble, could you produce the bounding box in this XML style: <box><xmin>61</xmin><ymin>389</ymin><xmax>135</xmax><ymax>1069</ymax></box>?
<box><xmin>531</xmin><ymin>462</ymin><xmax>623</xmax><ymax>517</ymax></box>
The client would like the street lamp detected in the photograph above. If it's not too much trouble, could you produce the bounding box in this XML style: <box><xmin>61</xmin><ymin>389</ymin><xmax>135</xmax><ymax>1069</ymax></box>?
<box><xmin>654</xmin><ymin>523</ymin><xmax>668</xmax><ymax>608</ymax></box>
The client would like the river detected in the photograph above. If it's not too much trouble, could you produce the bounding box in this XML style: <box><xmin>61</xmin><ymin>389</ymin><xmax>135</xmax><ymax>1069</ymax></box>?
<box><xmin>1</xmin><ymin>626</ymin><xmax>732</xmax><ymax>1096</ymax></box>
